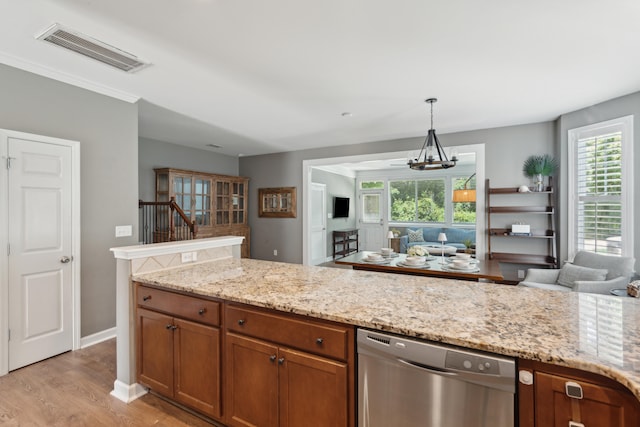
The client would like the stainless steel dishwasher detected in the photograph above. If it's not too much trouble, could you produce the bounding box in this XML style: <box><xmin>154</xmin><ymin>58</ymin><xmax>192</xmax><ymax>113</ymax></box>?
<box><xmin>358</xmin><ymin>329</ymin><xmax>516</xmax><ymax>427</ymax></box>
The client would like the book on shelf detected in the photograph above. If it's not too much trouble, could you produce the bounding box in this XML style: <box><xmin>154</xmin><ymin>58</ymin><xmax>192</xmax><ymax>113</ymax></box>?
<box><xmin>509</xmin><ymin>232</ymin><xmax>532</xmax><ymax>236</ymax></box>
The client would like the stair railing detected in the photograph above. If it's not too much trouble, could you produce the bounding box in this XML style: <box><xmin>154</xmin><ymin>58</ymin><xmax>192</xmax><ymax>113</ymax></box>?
<box><xmin>139</xmin><ymin>197</ymin><xmax>198</xmax><ymax>244</ymax></box>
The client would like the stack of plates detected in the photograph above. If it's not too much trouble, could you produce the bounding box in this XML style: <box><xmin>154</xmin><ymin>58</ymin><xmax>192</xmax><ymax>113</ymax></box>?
<box><xmin>397</xmin><ymin>260</ymin><xmax>429</xmax><ymax>268</ymax></box>
<box><xmin>362</xmin><ymin>255</ymin><xmax>389</xmax><ymax>264</ymax></box>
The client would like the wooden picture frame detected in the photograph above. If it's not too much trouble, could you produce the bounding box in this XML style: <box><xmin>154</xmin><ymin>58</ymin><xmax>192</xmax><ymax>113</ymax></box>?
<box><xmin>258</xmin><ymin>187</ymin><xmax>297</xmax><ymax>218</ymax></box>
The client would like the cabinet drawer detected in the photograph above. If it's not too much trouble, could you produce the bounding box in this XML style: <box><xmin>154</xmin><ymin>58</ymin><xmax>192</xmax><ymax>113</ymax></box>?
<box><xmin>226</xmin><ymin>304</ymin><xmax>350</xmax><ymax>360</ymax></box>
<box><xmin>137</xmin><ymin>285</ymin><xmax>220</xmax><ymax>326</ymax></box>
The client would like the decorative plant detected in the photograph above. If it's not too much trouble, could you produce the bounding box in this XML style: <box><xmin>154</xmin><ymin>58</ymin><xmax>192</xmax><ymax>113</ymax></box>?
<box><xmin>407</xmin><ymin>246</ymin><xmax>429</xmax><ymax>256</ymax></box>
<box><xmin>463</xmin><ymin>239</ymin><xmax>473</xmax><ymax>249</ymax></box>
<box><xmin>522</xmin><ymin>154</ymin><xmax>558</xmax><ymax>178</ymax></box>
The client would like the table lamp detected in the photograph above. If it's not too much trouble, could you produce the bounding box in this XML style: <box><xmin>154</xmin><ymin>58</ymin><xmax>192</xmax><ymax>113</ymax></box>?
<box><xmin>387</xmin><ymin>231</ymin><xmax>394</xmax><ymax>249</ymax></box>
<box><xmin>438</xmin><ymin>232</ymin><xmax>447</xmax><ymax>263</ymax></box>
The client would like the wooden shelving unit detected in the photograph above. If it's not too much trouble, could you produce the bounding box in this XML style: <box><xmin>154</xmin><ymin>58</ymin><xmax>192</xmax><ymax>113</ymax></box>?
<box><xmin>486</xmin><ymin>179</ymin><xmax>557</xmax><ymax>268</ymax></box>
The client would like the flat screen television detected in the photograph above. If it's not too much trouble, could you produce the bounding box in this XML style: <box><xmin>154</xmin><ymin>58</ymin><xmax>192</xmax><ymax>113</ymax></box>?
<box><xmin>333</xmin><ymin>197</ymin><xmax>350</xmax><ymax>218</ymax></box>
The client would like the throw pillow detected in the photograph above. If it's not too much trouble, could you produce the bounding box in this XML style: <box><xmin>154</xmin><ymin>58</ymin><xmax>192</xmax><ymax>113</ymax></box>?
<box><xmin>556</xmin><ymin>263</ymin><xmax>608</xmax><ymax>288</ymax></box>
<box><xmin>407</xmin><ymin>229</ymin><xmax>424</xmax><ymax>243</ymax></box>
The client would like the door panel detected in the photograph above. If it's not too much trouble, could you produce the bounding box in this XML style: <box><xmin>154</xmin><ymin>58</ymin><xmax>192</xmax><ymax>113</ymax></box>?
<box><xmin>310</xmin><ymin>183</ymin><xmax>326</xmax><ymax>265</ymax></box>
<box><xmin>225</xmin><ymin>333</ymin><xmax>279</xmax><ymax>427</ymax></box>
<box><xmin>279</xmin><ymin>348</ymin><xmax>348</xmax><ymax>427</ymax></box>
<box><xmin>359</xmin><ymin>191</ymin><xmax>384</xmax><ymax>251</ymax></box>
<box><xmin>8</xmin><ymin>137</ymin><xmax>72</xmax><ymax>370</ymax></box>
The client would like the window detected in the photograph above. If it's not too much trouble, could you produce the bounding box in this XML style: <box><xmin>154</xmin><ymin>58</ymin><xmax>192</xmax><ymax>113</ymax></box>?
<box><xmin>389</xmin><ymin>179</ymin><xmax>445</xmax><ymax>222</ymax></box>
<box><xmin>568</xmin><ymin>116</ymin><xmax>634</xmax><ymax>257</ymax></box>
<box><xmin>360</xmin><ymin>180</ymin><xmax>384</xmax><ymax>189</ymax></box>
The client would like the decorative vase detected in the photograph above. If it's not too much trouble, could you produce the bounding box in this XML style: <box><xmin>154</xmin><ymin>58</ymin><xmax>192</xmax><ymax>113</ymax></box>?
<box><xmin>533</xmin><ymin>173</ymin><xmax>544</xmax><ymax>192</ymax></box>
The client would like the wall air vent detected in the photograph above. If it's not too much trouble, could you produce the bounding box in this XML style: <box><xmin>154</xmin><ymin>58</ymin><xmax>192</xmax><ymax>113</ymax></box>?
<box><xmin>36</xmin><ymin>23</ymin><xmax>150</xmax><ymax>73</ymax></box>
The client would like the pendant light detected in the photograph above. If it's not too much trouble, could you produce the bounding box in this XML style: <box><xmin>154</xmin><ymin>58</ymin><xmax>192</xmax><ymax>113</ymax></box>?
<box><xmin>408</xmin><ymin>98</ymin><xmax>457</xmax><ymax>170</ymax></box>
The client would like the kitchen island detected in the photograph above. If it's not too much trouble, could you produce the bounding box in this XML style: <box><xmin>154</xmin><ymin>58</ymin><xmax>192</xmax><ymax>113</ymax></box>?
<box><xmin>134</xmin><ymin>257</ymin><xmax>640</xmax><ymax>403</ymax></box>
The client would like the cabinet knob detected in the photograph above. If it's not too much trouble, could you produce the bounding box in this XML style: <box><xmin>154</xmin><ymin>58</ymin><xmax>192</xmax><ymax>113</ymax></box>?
<box><xmin>316</xmin><ymin>337</ymin><xmax>324</xmax><ymax>345</ymax></box>
<box><xmin>198</xmin><ymin>308</ymin><xmax>206</xmax><ymax>315</ymax></box>
<box><xmin>143</xmin><ymin>295</ymin><xmax>152</xmax><ymax>302</ymax></box>
<box><xmin>278</xmin><ymin>357</ymin><xmax>285</xmax><ymax>365</ymax></box>
<box><xmin>166</xmin><ymin>324</ymin><xmax>173</xmax><ymax>330</ymax></box>
<box><xmin>269</xmin><ymin>355</ymin><xmax>277</xmax><ymax>363</ymax></box>
<box><xmin>238</xmin><ymin>319</ymin><xmax>245</xmax><ymax>326</ymax></box>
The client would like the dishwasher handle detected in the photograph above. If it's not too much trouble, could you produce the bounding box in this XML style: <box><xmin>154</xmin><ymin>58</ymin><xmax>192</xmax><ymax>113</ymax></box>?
<box><xmin>398</xmin><ymin>358</ymin><xmax>459</xmax><ymax>377</ymax></box>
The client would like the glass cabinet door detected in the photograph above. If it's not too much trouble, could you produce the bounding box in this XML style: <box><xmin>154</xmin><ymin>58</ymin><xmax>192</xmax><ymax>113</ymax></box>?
<box><xmin>232</xmin><ymin>182</ymin><xmax>245</xmax><ymax>224</ymax></box>
<box><xmin>216</xmin><ymin>181</ymin><xmax>230</xmax><ymax>224</ymax></box>
<box><xmin>194</xmin><ymin>178</ymin><xmax>212</xmax><ymax>226</ymax></box>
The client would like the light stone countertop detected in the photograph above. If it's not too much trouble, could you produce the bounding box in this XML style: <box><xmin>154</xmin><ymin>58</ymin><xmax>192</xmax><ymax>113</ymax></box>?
<box><xmin>134</xmin><ymin>258</ymin><xmax>640</xmax><ymax>400</ymax></box>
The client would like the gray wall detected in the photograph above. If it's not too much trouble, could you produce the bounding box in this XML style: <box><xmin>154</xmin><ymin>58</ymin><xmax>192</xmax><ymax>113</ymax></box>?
<box><xmin>311</xmin><ymin>169</ymin><xmax>357</xmax><ymax>258</ymax></box>
<box><xmin>0</xmin><ymin>64</ymin><xmax>138</xmax><ymax>337</ymax></box>
<box><xmin>138</xmin><ymin>137</ymin><xmax>240</xmax><ymax>201</ymax></box>
<box><xmin>241</xmin><ymin>122</ymin><xmax>555</xmax><ymax>264</ymax></box>
<box><xmin>557</xmin><ymin>91</ymin><xmax>640</xmax><ymax>274</ymax></box>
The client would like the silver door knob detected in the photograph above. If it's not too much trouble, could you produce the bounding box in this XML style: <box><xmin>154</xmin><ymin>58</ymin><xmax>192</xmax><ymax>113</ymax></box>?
<box><xmin>60</xmin><ymin>256</ymin><xmax>73</xmax><ymax>263</ymax></box>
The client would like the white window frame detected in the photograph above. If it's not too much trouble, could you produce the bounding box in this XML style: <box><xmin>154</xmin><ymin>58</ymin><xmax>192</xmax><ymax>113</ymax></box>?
<box><xmin>567</xmin><ymin>115</ymin><xmax>634</xmax><ymax>258</ymax></box>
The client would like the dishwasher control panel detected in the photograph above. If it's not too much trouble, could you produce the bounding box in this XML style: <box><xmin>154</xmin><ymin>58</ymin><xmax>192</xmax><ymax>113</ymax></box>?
<box><xmin>445</xmin><ymin>350</ymin><xmax>501</xmax><ymax>375</ymax></box>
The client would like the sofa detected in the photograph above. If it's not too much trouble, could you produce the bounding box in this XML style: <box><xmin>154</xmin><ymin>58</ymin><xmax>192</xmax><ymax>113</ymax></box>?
<box><xmin>518</xmin><ymin>251</ymin><xmax>635</xmax><ymax>294</ymax></box>
<box><xmin>399</xmin><ymin>227</ymin><xmax>476</xmax><ymax>253</ymax></box>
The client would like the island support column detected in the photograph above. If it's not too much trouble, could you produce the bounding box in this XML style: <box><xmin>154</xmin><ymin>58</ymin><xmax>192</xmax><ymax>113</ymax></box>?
<box><xmin>109</xmin><ymin>236</ymin><xmax>244</xmax><ymax>403</ymax></box>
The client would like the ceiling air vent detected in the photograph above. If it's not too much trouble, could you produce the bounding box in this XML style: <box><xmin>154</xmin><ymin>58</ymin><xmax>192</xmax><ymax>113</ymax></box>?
<box><xmin>36</xmin><ymin>23</ymin><xmax>150</xmax><ymax>73</ymax></box>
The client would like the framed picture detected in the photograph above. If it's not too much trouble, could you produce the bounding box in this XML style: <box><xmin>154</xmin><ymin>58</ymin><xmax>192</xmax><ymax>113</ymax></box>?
<box><xmin>258</xmin><ymin>187</ymin><xmax>297</xmax><ymax>218</ymax></box>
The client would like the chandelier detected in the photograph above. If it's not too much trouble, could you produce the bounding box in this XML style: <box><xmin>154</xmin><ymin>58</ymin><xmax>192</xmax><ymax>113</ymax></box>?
<box><xmin>408</xmin><ymin>98</ymin><xmax>457</xmax><ymax>170</ymax></box>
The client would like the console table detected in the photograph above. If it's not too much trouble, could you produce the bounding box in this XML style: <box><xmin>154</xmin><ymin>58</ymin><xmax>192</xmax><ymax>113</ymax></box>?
<box><xmin>333</xmin><ymin>229</ymin><xmax>359</xmax><ymax>259</ymax></box>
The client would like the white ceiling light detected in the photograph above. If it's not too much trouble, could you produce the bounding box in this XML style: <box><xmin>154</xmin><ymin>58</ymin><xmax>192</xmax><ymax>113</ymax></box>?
<box><xmin>35</xmin><ymin>23</ymin><xmax>150</xmax><ymax>73</ymax></box>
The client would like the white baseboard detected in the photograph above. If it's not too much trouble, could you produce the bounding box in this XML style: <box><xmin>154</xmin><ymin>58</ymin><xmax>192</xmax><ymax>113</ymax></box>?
<box><xmin>80</xmin><ymin>327</ymin><xmax>116</xmax><ymax>348</ymax></box>
<box><xmin>111</xmin><ymin>379</ymin><xmax>148</xmax><ymax>403</ymax></box>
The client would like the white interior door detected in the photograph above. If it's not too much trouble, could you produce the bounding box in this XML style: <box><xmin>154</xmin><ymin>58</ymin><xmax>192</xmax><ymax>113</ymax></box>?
<box><xmin>310</xmin><ymin>183</ymin><xmax>327</xmax><ymax>265</ymax></box>
<box><xmin>358</xmin><ymin>191</ymin><xmax>384</xmax><ymax>251</ymax></box>
<box><xmin>7</xmin><ymin>135</ymin><xmax>74</xmax><ymax>370</ymax></box>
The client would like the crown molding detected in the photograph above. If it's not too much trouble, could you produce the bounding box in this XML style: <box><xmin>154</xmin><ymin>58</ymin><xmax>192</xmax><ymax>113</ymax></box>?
<box><xmin>0</xmin><ymin>52</ymin><xmax>140</xmax><ymax>103</ymax></box>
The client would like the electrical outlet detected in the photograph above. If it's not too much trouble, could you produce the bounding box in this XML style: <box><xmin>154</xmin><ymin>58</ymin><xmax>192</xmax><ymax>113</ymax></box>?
<box><xmin>517</xmin><ymin>270</ymin><xmax>525</xmax><ymax>279</ymax></box>
<box><xmin>274</xmin><ymin>249</ymin><xmax>278</xmax><ymax>256</ymax></box>
<box><xmin>181</xmin><ymin>252</ymin><xmax>194</xmax><ymax>263</ymax></box>
<box><xmin>115</xmin><ymin>225</ymin><xmax>132</xmax><ymax>237</ymax></box>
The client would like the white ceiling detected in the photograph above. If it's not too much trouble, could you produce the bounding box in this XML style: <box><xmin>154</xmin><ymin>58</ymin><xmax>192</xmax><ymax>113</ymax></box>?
<box><xmin>2</xmin><ymin>0</ymin><xmax>640</xmax><ymax>158</ymax></box>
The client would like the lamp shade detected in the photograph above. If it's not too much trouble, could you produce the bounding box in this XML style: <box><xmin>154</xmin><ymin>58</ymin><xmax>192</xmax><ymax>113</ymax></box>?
<box><xmin>387</xmin><ymin>231</ymin><xmax>395</xmax><ymax>239</ymax></box>
<box><xmin>437</xmin><ymin>233</ymin><xmax>447</xmax><ymax>242</ymax></box>
<box><xmin>452</xmin><ymin>188</ymin><xmax>477</xmax><ymax>202</ymax></box>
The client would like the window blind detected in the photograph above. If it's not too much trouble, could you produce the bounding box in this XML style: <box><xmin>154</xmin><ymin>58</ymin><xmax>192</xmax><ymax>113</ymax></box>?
<box><xmin>576</xmin><ymin>131</ymin><xmax>622</xmax><ymax>254</ymax></box>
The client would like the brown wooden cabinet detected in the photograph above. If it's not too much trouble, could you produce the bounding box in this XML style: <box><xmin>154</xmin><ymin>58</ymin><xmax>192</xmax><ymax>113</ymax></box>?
<box><xmin>224</xmin><ymin>303</ymin><xmax>355</xmax><ymax>427</ymax></box>
<box><xmin>519</xmin><ymin>359</ymin><xmax>640</xmax><ymax>427</ymax></box>
<box><xmin>155</xmin><ymin>168</ymin><xmax>250</xmax><ymax>257</ymax></box>
<box><xmin>136</xmin><ymin>284</ymin><xmax>222</xmax><ymax>419</ymax></box>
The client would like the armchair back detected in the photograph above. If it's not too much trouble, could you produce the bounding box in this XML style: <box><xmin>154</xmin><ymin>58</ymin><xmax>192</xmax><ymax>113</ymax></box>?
<box><xmin>572</xmin><ymin>251</ymin><xmax>635</xmax><ymax>281</ymax></box>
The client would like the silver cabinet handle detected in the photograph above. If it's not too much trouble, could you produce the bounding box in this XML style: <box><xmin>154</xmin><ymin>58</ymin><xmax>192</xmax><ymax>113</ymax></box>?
<box><xmin>60</xmin><ymin>256</ymin><xmax>73</xmax><ymax>264</ymax></box>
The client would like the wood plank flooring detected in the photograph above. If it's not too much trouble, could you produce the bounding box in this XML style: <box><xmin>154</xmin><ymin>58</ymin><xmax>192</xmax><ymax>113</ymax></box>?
<box><xmin>0</xmin><ymin>339</ymin><xmax>217</xmax><ymax>426</ymax></box>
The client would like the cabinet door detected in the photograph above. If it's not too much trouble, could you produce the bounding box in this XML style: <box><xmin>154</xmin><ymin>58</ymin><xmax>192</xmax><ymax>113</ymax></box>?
<box><xmin>174</xmin><ymin>318</ymin><xmax>221</xmax><ymax>419</ymax></box>
<box><xmin>137</xmin><ymin>308</ymin><xmax>174</xmax><ymax>397</ymax></box>
<box><xmin>279</xmin><ymin>348</ymin><xmax>349</xmax><ymax>427</ymax></box>
<box><xmin>535</xmin><ymin>371</ymin><xmax>639</xmax><ymax>426</ymax></box>
<box><xmin>226</xmin><ymin>333</ymin><xmax>279</xmax><ymax>427</ymax></box>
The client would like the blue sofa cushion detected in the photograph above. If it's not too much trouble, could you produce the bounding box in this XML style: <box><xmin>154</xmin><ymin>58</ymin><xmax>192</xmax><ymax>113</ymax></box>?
<box><xmin>442</xmin><ymin>227</ymin><xmax>475</xmax><ymax>244</ymax></box>
<box><xmin>422</xmin><ymin>227</ymin><xmax>444</xmax><ymax>242</ymax></box>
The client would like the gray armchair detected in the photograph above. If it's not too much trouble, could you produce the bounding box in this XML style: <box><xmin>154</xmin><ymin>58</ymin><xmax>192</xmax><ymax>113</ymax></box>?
<box><xmin>519</xmin><ymin>251</ymin><xmax>635</xmax><ymax>294</ymax></box>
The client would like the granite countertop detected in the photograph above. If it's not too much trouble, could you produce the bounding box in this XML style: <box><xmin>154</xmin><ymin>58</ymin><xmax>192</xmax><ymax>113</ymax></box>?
<box><xmin>134</xmin><ymin>258</ymin><xmax>640</xmax><ymax>400</ymax></box>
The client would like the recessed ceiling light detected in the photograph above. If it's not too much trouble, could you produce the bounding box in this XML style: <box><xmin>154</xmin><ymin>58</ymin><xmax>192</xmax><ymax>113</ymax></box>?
<box><xmin>341</xmin><ymin>112</ymin><xmax>353</xmax><ymax>117</ymax></box>
<box><xmin>206</xmin><ymin>144</ymin><xmax>221</xmax><ymax>148</ymax></box>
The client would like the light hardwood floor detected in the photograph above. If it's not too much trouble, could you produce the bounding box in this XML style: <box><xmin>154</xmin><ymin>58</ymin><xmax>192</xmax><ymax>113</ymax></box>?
<box><xmin>0</xmin><ymin>339</ymin><xmax>217</xmax><ymax>426</ymax></box>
